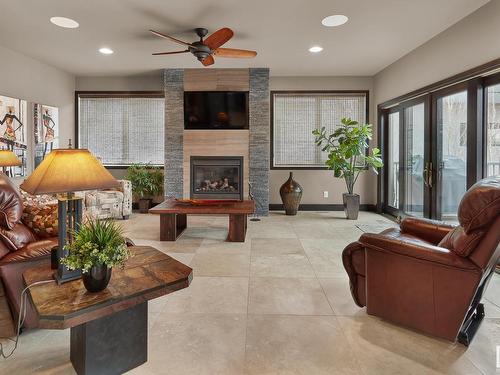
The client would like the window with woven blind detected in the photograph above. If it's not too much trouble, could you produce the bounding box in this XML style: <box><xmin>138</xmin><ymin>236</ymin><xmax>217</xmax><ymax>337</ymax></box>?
<box><xmin>272</xmin><ymin>92</ymin><xmax>368</xmax><ymax>168</ymax></box>
<box><xmin>78</xmin><ymin>95</ymin><xmax>164</xmax><ymax>166</ymax></box>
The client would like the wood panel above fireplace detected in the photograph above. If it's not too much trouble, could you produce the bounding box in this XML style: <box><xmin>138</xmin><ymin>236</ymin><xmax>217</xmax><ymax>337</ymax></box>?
<box><xmin>184</xmin><ymin>69</ymin><xmax>249</xmax><ymax>91</ymax></box>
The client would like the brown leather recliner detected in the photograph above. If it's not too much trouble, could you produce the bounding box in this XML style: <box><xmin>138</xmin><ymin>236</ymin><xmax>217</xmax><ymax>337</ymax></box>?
<box><xmin>343</xmin><ymin>178</ymin><xmax>500</xmax><ymax>345</ymax></box>
<box><xmin>0</xmin><ymin>174</ymin><xmax>57</xmax><ymax>328</ymax></box>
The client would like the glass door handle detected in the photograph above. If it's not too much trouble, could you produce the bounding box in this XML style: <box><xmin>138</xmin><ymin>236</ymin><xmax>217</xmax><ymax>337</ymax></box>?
<box><xmin>424</xmin><ymin>162</ymin><xmax>433</xmax><ymax>188</ymax></box>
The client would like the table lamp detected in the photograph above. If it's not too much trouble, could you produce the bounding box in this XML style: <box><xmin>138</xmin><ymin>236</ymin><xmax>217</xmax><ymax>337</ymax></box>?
<box><xmin>20</xmin><ymin>145</ymin><xmax>119</xmax><ymax>283</ymax></box>
<box><xmin>0</xmin><ymin>150</ymin><xmax>21</xmax><ymax>177</ymax></box>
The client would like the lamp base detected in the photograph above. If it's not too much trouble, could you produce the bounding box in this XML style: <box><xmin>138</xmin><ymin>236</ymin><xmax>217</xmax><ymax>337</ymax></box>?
<box><xmin>56</xmin><ymin>195</ymin><xmax>83</xmax><ymax>284</ymax></box>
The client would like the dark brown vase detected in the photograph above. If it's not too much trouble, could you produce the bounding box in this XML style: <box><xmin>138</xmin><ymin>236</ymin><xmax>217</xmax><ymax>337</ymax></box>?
<box><xmin>138</xmin><ymin>198</ymin><xmax>152</xmax><ymax>214</ymax></box>
<box><xmin>279</xmin><ymin>172</ymin><xmax>303</xmax><ymax>215</ymax></box>
<box><xmin>82</xmin><ymin>265</ymin><xmax>112</xmax><ymax>293</ymax></box>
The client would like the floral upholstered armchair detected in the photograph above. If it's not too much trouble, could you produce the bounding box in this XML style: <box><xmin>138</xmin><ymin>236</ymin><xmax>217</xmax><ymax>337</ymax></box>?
<box><xmin>84</xmin><ymin>180</ymin><xmax>132</xmax><ymax>220</ymax></box>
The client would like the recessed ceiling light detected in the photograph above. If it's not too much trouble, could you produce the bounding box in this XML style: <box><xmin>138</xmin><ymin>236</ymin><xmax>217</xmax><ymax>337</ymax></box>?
<box><xmin>309</xmin><ymin>46</ymin><xmax>323</xmax><ymax>53</ymax></box>
<box><xmin>322</xmin><ymin>15</ymin><xmax>348</xmax><ymax>27</ymax></box>
<box><xmin>99</xmin><ymin>47</ymin><xmax>114</xmax><ymax>55</ymax></box>
<box><xmin>50</xmin><ymin>16</ymin><xmax>79</xmax><ymax>29</ymax></box>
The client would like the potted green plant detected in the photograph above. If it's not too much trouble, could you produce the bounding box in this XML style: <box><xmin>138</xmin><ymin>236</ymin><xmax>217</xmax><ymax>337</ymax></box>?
<box><xmin>61</xmin><ymin>220</ymin><xmax>131</xmax><ymax>292</ymax></box>
<box><xmin>126</xmin><ymin>163</ymin><xmax>163</xmax><ymax>213</ymax></box>
<box><xmin>312</xmin><ymin>118</ymin><xmax>383</xmax><ymax>220</ymax></box>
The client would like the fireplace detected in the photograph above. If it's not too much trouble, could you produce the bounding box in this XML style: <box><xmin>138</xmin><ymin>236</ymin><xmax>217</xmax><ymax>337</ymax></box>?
<box><xmin>190</xmin><ymin>156</ymin><xmax>243</xmax><ymax>200</ymax></box>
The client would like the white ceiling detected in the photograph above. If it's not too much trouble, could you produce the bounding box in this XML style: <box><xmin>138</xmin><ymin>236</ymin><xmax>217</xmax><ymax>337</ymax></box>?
<box><xmin>0</xmin><ymin>0</ymin><xmax>489</xmax><ymax>77</ymax></box>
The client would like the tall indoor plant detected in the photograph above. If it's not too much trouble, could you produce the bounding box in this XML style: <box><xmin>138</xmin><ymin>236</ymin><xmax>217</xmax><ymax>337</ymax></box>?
<box><xmin>61</xmin><ymin>220</ymin><xmax>131</xmax><ymax>292</ymax></box>
<box><xmin>312</xmin><ymin>117</ymin><xmax>383</xmax><ymax>219</ymax></box>
<box><xmin>126</xmin><ymin>163</ymin><xmax>163</xmax><ymax>213</ymax></box>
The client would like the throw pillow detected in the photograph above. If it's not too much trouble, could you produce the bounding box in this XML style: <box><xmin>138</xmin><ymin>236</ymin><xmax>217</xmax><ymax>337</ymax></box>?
<box><xmin>21</xmin><ymin>202</ymin><xmax>59</xmax><ymax>239</ymax></box>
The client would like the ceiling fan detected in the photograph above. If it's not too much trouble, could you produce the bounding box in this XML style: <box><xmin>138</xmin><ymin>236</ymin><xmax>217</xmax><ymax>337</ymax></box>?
<box><xmin>149</xmin><ymin>27</ymin><xmax>257</xmax><ymax>66</ymax></box>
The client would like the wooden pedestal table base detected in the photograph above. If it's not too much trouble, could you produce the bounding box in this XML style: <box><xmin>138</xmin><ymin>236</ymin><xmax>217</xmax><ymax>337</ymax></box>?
<box><xmin>150</xmin><ymin>199</ymin><xmax>255</xmax><ymax>242</ymax></box>
<box><xmin>228</xmin><ymin>214</ymin><xmax>248</xmax><ymax>242</ymax></box>
<box><xmin>23</xmin><ymin>246</ymin><xmax>192</xmax><ymax>375</ymax></box>
<box><xmin>70</xmin><ymin>302</ymin><xmax>147</xmax><ymax>375</ymax></box>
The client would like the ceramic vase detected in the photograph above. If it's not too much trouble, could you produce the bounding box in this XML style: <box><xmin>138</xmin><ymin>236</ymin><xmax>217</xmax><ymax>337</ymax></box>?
<box><xmin>82</xmin><ymin>264</ymin><xmax>112</xmax><ymax>293</ymax></box>
<box><xmin>279</xmin><ymin>172</ymin><xmax>303</xmax><ymax>215</ymax></box>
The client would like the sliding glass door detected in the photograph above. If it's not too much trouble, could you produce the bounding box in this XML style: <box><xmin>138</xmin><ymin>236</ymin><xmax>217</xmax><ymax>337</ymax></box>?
<box><xmin>380</xmin><ymin>71</ymin><xmax>500</xmax><ymax>222</ymax></box>
<box><xmin>434</xmin><ymin>88</ymin><xmax>468</xmax><ymax>221</ymax></box>
<box><xmin>382</xmin><ymin>99</ymin><xmax>430</xmax><ymax>218</ymax></box>
<box><xmin>403</xmin><ymin>102</ymin><xmax>427</xmax><ymax>217</ymax></box>
<box><xmin>386</xmin><ymin>111</ymin><xmax>400</xmax><ymax>210</ymax></box>
<box><xmin>485</xmin><ymin>82</ymin><xmax>500</xmax><ymax>177</ymax></box>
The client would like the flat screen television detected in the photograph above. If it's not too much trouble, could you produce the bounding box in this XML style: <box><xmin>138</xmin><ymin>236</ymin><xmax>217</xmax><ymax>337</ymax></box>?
<box><xmin>184</xmin><ymin>91</ymin><xmax>249</xmax><ymax>130</ymax></box>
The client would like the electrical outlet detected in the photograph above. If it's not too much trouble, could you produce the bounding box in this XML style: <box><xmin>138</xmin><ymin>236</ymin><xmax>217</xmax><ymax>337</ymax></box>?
<box><xmin>323</xmin><ymin>191</ymin><xmax>329</xmax><ymax>198</ymax></box>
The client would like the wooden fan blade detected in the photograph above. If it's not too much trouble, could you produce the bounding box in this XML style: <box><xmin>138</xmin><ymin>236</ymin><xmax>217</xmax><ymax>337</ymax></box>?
<box><xmin>152</xmin><ymin>50</ymin><xmax>189</xmax><ymax>55</ymax></box>
<box><xmin>201</xmin><ymin>55</ymin><xmax>215</xmax><ymax>66</ymax></box>
<box><xmin>203</xmin><ymin>28</ymin><xmax>234</xmax><ymax>50</ymax></box>
<box><xmin>149</xmin><ymin>29</ymin><xmax>194</xmax><ymax>47</ymax></box>
<box><xmin>214</xmin><ymin>48</ymin><xmax>257</xmax><ymax>58</ymax></box>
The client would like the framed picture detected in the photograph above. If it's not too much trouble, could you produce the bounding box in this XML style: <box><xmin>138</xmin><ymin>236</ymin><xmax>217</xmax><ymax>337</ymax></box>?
<box><xmin>34</xmin><ymin>103</ymin><xmax>59</xmax><ymax>168</ymax></box>
<box><xmin>0</xmin><ymin>95</ymin><xmax>28</xmax><ymax>177</ymax></box>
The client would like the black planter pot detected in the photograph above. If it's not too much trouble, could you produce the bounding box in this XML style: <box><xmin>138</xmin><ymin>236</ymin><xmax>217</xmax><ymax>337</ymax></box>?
<box><xmin>279</xmin><ymin>172</ymin><xmax>303</xmax><ymax>215</ymax></box>
<box><xmin>138</xmin><ymin>198</ymin><xmax>152</xmax><ymax>214</ymax></box>
<box><xmin>82</xmin><ymin>264</ymin><xmax>112</xmax><ymax>293</ymax></box>
<box><xmin>343</xmin><ymin>193</ymin><xmax>360</xmax><ymax>220</ymax></box>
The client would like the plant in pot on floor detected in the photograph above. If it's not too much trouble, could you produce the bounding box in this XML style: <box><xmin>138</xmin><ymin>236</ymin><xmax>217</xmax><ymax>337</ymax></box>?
<box><xmin>126</xmin><ymin>163</ymin><xmax>163</xmax><ymax>213</ymax></box>
<box><xmin>312</xmin><ymin>118</ymin><xmax>383</xmax><ymax>220</ymax></box>
<box><xmin>61</xmin><ymin>220</ymin><xmax>131</xmax><ymax>292</ymax></box>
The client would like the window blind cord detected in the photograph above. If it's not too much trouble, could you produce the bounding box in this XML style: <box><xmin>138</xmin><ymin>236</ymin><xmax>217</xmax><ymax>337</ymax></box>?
<box><xmin>0</xmin><ymin>279</ymin><xmax>55</xmax><ymax>359</ymax></box>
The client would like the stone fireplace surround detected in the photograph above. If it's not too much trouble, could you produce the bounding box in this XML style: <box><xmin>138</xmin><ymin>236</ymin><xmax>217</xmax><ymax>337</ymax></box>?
<box><xmin>164</xmin><ymin>68</ymin><xmax>270</xmax><ymax>215</ymax></box>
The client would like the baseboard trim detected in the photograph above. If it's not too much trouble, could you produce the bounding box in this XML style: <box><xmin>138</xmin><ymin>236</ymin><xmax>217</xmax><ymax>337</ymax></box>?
<box><xmin>132</xmin><ymin>202</ymin><xmax>376</xmax><ymax>212</ymax></box>
<box><xmin>269</xmin><ymin>204</ymin><xmax>377</xmax><ymax>212</ymax></box>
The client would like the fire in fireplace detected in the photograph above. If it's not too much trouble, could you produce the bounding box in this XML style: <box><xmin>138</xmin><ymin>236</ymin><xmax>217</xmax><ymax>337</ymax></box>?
<box><xmin>190</xmin><ymin>156</ymin><xmax>243</xmax><ymax>200</ymax></box>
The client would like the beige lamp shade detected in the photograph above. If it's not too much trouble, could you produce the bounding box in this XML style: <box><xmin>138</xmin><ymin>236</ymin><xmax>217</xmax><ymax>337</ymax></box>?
<box><xmin>20</xmin><ymin>149</ymin><xmax>119</xmax><ymax>195</ymax></box>
<box><xmin>0</xmin><ymin>150</ymin><xmax>22</xmax><ymax>167</ymax></box>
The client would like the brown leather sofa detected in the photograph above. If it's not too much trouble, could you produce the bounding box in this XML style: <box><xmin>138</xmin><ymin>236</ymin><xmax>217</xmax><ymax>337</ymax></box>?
<box><xmin>0</xmin><ymin>174</ymin><xmax>57</xmax><ymax>328</ymax></box>
<box><xmin>343</xmin><ymin>178</ymin><xmax>500</xmax><ymax>345</ymax></box>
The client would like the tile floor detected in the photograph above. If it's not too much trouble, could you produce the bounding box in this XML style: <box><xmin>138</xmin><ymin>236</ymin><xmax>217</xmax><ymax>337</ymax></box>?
<box><xmin>1</xmin><ymin>211</ymin><xmax>499</xmax><ymax>374</ymax></box>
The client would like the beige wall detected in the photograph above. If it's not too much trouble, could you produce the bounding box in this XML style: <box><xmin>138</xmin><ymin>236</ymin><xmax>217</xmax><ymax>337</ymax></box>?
<box><xmin>269</xmin><ymin>76</ymin><xmax>376</xmax><ymax>205</ymax></box>
<box><xmin>0</xmin><ymin>44</ymin><xmax>75</xmax><ymax>177</ymax></box>
<box><xmin>75</xmin><ymin>72</ymin><xmax>162</xmax><ymax>91</ymax></box>
<box><xmin>374</xmin><ymin>0</ymin><xmax>500</xmax><ymax>106</ymax></box>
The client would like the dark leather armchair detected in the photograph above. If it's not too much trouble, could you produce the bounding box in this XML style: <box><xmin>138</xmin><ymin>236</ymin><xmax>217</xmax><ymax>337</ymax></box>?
<box><xmin>0</xmin><ymin>174</ymin><xmax>57</xmax><ymax>328</ymax></box>
<box><xmin>343</xmin><ymin>178</ymin><xmax>500</xmax><ymax>344</ymax></box>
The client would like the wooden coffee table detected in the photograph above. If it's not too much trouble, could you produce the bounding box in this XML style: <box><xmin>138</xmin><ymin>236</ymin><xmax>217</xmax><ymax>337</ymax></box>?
<box><xmin>149</xmin><ymin>199</ymin><xmax>255</xmax><ymax>242</ymax></box>
<box><xmin>24</xmin><ymin>246</ymin><xmax>192</xmax><ymax>375</ymax></box>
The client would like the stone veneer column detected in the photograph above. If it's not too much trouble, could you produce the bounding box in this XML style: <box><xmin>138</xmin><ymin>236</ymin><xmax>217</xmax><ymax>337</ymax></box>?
<box><xmin>164</xmin><ymin>69</ymin><xmax>184</xmax><ymax>198</ymax></box>
<box><xmin>249</xmin><ymin>68</ymin><xmax>270</xmax><ymax>216</ymax></box>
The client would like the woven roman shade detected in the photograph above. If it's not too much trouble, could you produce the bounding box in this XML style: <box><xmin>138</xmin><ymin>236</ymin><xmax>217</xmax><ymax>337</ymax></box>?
<box><xmin>78</xmin><ymin>97</ymin><xmax>164</xmax><ymax>166</ymax></box>
<box><xmin>273</xmin><ymin>92</ymin><xmax>367</xmax><ymax>167</ymax></box>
